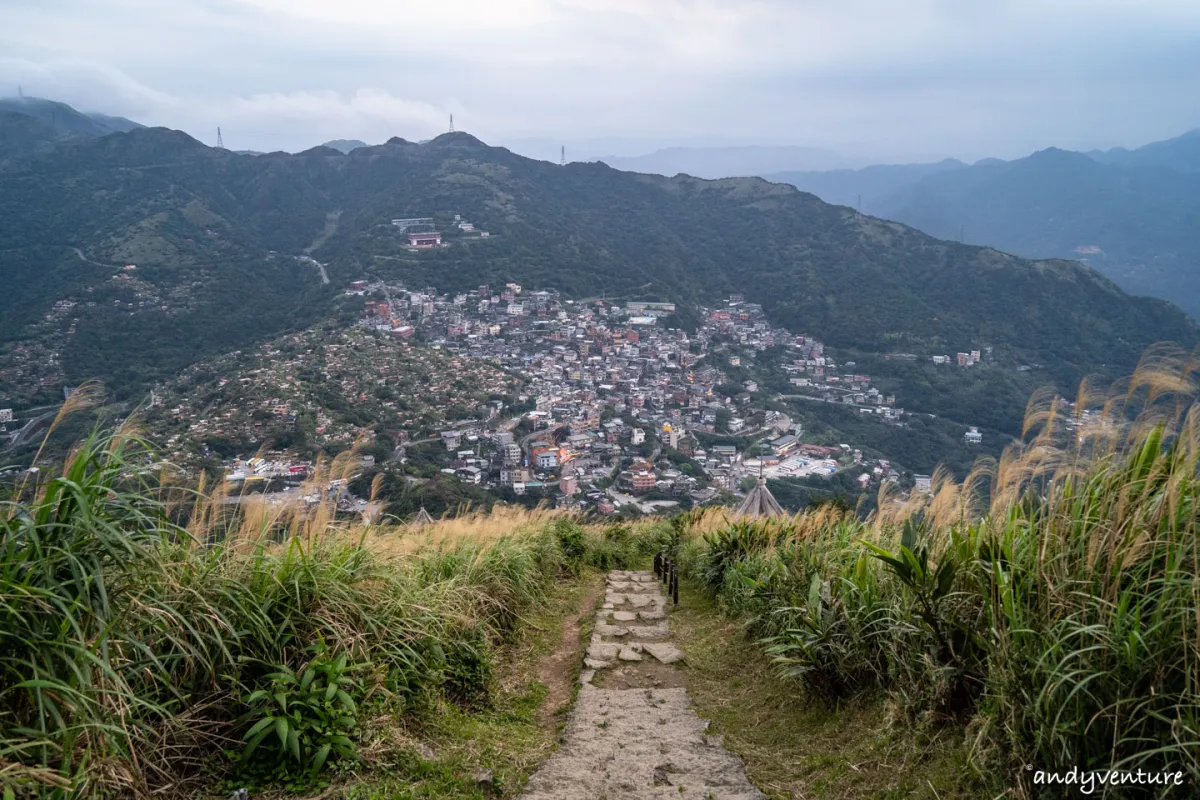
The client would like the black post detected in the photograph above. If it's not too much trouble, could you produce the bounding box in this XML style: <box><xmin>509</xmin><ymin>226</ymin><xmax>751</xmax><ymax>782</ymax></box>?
<box><xmin>653</xmin><ymin>552</ymin><xmax>662</xmax><ymax>579</ymax></box>
<box><xmin>662</xmin><ymin>558</ymin><xmax>670</xmax><ymax>585</ymax></box>
<box><xmin>671</xmin><ymin>563</ymin><xmax>679</xmax><ymax>606</ymax></box>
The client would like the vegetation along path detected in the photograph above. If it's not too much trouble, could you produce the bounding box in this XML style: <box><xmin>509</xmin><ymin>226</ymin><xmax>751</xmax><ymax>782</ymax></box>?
<box><xmin>519</xmin><ymin>570</ymin><xmax>766</xmax><ymax>800</ymax></box>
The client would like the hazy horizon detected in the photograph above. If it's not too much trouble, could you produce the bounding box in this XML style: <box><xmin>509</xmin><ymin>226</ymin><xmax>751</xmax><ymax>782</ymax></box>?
<box><xmin>3</xmin><ymin>1</ymin><xmax>1198</xmax><ymax>163</ymax></box>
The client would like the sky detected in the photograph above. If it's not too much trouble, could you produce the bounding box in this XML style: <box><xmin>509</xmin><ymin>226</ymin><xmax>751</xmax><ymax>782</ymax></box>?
<box><xmin>2</xmin><ymin>0</ymin><xmax>1199</xmax><ymax>163</ymax></box>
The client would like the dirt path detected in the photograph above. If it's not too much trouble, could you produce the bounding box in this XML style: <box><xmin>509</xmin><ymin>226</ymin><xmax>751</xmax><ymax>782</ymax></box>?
<box><xmin>519</xmin><ymin>570</ymin><xmax>766</xmax><ymax>799</ymax></box>
<box><xmin>536</xmin><ymin>575</ymin><xmax>606</xmax><ymax>725</ymax></box>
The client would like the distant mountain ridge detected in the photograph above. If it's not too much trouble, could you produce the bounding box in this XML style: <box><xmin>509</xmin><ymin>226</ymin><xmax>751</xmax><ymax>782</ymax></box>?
<box><xmin>763</xmin><ymin>159</ymin><xmax>968</xmax><ymax>210</ymax></box>
<box><xmin>596</xmin><ymin>145</ymin><xmax>862</xmax><ymax>178</ymax></box>
<box><xmin>0</xmin><ymin>96</ymin><xmax>144</xmax><ymax>159</ymax></box>
<box><xmin>764</xmin><ymin>129</ymin><xmax>1200</xmax><ymax>316</ymax></box>
<box><xmin>0</xmin><ymin>125</ymin><xmax>1193</xmax><ymax>422</ymax></box>
<box><xmin>320</xmin><ymin>138</ymin><xmax>369</xmax><ymax>154</ymax></box>
<box><xmin>1087</xmin><ymin>128</ymin><xmax>1200</xmax><ymax>173</ymax></box>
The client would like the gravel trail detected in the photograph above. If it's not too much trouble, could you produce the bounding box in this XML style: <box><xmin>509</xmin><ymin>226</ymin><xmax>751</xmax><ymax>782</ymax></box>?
<box><xmin>519</xmin><ymin>570</ymin><xmax>766</xmax><ymax>800</ymax></box>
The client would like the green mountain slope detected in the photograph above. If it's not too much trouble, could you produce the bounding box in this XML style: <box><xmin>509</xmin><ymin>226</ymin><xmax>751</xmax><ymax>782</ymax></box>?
<box><xmin>869</xmin><ymin>148</ymin><xmax>1200</xmax><ymax>315</ymax></box>
<box><xmin>0</xmin><ymin>127</ymin><xmax>1194</xmax><ymax>411</ymax></box>
<box><xmin>0</xmin><ymin>111</ymin><xmax>75</xmax><ymax>160</ymax></box>
<box><xmin>0</xmin><ymin>97</ymin><xmax>146</xmax><ymax>160</ymax></box>
<box><xmin>84</xmin><ymin>112</ymin><xmax>145</xmax><ymax>134</ymax></box>
<box><xmin>0</xmin><ymin>97</ymin><xmax>117</xmax><ymax>137</ymax></box>
<box><xmin>763</xmin><ymin>159</ymin><xmax>967</xmax><ymax>209</ymax></box>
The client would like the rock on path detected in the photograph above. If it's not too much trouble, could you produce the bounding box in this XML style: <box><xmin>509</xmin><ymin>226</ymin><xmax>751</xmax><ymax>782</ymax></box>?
<box><xmin>519</xmin><ymin>570</ymin><xmax>766</xmax><ymax>799</ymax></box>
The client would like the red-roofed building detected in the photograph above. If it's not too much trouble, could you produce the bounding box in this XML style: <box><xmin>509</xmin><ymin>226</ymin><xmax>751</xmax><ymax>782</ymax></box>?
<box><xmin>408</xmin><ymin>231</ymin><xmax>442</xmax><ymax>247</ymax></box>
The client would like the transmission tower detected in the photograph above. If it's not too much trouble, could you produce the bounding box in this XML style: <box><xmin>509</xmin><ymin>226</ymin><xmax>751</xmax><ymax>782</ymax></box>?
<box><xmin>216</xmin><ymin>127</ymin><xmax>224</xmax><ymax>149</ymax></box>
<box><xmin>449</xmin><ymin>114</ymin><xmax>454</xmax><ymax>133</ymax></box>
<box><xmin>560</xmin><ymin>145</ymin><xmax>565</xmax><ymax>166</ymax></box>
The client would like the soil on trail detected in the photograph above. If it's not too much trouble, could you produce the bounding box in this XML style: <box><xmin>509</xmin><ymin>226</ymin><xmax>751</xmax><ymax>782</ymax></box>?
<box><xmin>519</xmin><ymin>570</ymin><xmax>766</xmax><ymax>800</ymax></box>
<box><xmin>536</xmin><ymin>574</ymin><xmax>606</xmax><ymax>724</ymax></box>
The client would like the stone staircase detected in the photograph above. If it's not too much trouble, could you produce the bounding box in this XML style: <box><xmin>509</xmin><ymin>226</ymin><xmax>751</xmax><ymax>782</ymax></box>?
<box><xmin>518</xmin><ymin>570</ymin><xmax>766</xmax><ymax>799</ymax></box>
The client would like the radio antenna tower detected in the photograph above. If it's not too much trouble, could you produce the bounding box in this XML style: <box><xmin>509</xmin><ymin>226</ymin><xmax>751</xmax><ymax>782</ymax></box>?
<box><xmin>216</xmin><ymin>127</ymin><xmax>224</xmax><ymax>149</ymax></box>
<box><xmin>560</xmin><ymin>145</ymin><xmax>565</xmax><ymax>166</ymax></box>
<box><xmin>448</xmin><ymin>114</ymin><xmax>455</xmax><ymax>133</ymax></box>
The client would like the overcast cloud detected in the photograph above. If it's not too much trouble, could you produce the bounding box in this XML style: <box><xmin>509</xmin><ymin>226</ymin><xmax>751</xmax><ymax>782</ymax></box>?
<box><xmin>2</xmin><ymin>0</ymin><xmax>1198</xmax><ymax>162</ymax></box>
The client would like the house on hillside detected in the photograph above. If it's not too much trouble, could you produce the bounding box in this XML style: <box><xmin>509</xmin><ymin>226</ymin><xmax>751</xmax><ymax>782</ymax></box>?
<box><xmin>408</xmin><ymin>231</ymin><xmax>442</xmax><ymax>247</ymax></box>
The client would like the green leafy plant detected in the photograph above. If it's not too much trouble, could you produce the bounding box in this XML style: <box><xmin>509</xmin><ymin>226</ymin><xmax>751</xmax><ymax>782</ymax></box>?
<box><xmin>240</xmin><ymin>647</ymin><xmax>364</xmax><ymax>778</ymax></box>
<box><xmin>860</xmin><ymin>518</ymin><xmax>987</xmax><ymax>716</ymax></box>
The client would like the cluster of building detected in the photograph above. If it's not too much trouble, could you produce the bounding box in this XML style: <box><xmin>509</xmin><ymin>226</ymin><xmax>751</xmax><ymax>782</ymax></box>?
<box><xmin>931</xmin><ymin>348</ymin><xmax>992</xmax><ymax>367</ymax></box>
<box><xmin>329</xmin><ymin>284</ymin><xmax>910</xmax><ymax>514</ymax></box>
<box><xmin>392</xmin><ymin>214</ymin><xmax>490</xmax><ymax>249</ymax></box>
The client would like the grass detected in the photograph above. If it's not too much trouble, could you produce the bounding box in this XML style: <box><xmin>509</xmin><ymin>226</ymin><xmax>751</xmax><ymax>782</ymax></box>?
<box><xmin>671</xmin><ymin>349</ymin><xmax>1200</xmax><ymax>798</ymax></box>
<box><xmin>0</xmin><ymin>416</ymin><xmax>664</xmax><ymax>798</ymax></box>
<box><xmin>331</xmin><ymin>572</ymin><xmax>605</xmax><ymax>800</ymax></box>
<box><xmin>670</xmin><ymin>581</ymin><xmax>986</xmax><ymax>800</ymax></box>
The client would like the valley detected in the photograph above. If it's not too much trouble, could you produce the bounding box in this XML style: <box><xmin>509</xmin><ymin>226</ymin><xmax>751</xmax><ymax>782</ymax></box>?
<box><xmin>3</xmin><ymin>3</ymin><xmax>1200</xmax><ymax>792</ymax></box>
<box><xmin>2</xmin><ymin>116</ymin><xmax>1196</xmax><ymax>527</ymax></box>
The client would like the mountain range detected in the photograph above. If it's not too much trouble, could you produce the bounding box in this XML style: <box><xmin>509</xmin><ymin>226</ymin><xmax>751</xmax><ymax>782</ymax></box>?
<box><xmin>595</xmin><ymin>145</ymin><xmax>862</xmax><ymax>177</ymax></box>
<box><xmin>0</xmin><ymin>96</ymin><xmax>144</xmax><ymax>159</ymax></box>
<box><xmin>321</xmin><ymin>139</ymin><xmax>370</xmax><ymax>154</ymax></box>
<box><xmin>0</xmin><ymin>101</ymin><xmax>1196</xmax><ymax>437</ymax></box>
<box><xmin>765</xmin><ymin>129</ymin><xmax>1200</xmax><ymax>316</ymax></box>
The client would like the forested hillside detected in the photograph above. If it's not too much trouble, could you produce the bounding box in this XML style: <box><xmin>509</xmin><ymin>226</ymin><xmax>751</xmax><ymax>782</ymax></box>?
<box><xmin>765</xmin><ymin>130</ymin><xmax>1200</xmax><ymax>317</ymax></box>
<box><xmin>870</xmin><ymin>148</ymin><xmax>1200</xmax><ymax>315</ymax></box>
<box><xmin>0</xmin><ymin>126</ymin><xmax>1195</xmax><ymax>406</ymax></box>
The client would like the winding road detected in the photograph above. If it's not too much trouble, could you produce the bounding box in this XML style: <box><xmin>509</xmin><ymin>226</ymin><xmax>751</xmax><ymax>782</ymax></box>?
<box><xmin>67</xmin><ymin>247</ymin><xmax>122</xmax><ymax>269</ymax></box>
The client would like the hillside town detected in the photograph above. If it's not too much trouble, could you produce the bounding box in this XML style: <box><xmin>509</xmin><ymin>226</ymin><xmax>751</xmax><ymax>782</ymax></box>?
<box><xmin>127</xmin><ymin>279</ymin><xmax>937</xmax><ymax>517</ymax></box>
<box><xmin>3</xmin><ymin>265</ymin><xmax>964</xmax><ymax>518</ymax></box>
<box><xmin>312</xmin><ymin>280</ymin><xmax>907</xmax><ymax>515</ymax></box>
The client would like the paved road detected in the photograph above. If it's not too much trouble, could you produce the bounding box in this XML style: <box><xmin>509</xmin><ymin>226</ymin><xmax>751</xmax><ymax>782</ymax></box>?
<box><xmin>68</xmin><ymin>247</ymin><xmax>121</xmax><ymax>269</ymax></box>
<box><xmin>3</xmin><ymin>407</ymin><xmax>60</xmax><ymax>450</ymax></box>
<box><xmin>297</xmin><ymin>255</ymin><xmax>330</xmax><ymax>284</ymax></box>
<box><xmin>605</xmin><ymin>487</ymin><xmax>678</xmax><ymax>514</ymax></box>
<box><xmin>391</xmin><ymin>434</ymin><xmax>440</xmax><ymax>462</ymax></box>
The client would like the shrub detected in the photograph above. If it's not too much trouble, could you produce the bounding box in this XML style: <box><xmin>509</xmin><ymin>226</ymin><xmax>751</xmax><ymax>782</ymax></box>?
<box><xmin>551</xmin><ymin>518</ymin><xmax>588</xmax><ymax>572</ymax></box>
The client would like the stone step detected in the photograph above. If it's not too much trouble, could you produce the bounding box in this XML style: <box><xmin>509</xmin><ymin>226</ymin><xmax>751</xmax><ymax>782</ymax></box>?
<box><xmin>518</xmin><ymin>687</ymin><xmax>766</xmax><ymax>800</ymax></box>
